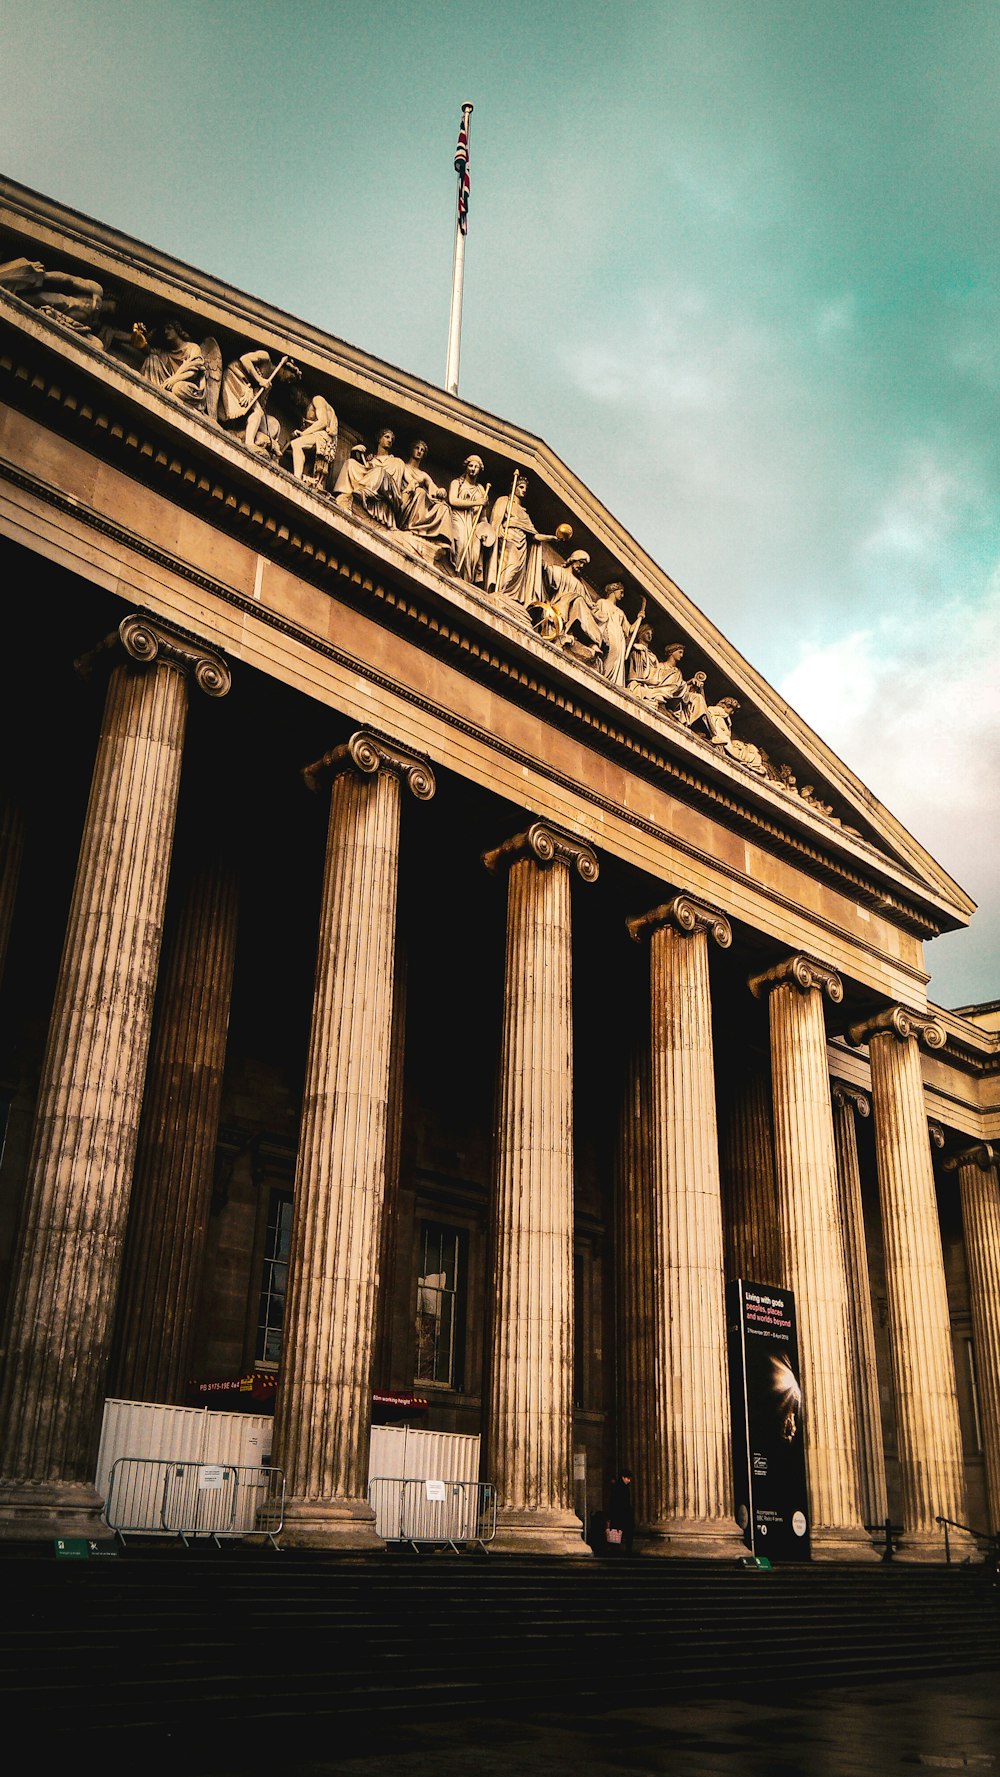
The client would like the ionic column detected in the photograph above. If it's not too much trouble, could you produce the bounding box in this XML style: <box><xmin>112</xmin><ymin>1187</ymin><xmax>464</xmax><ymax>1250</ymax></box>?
<box><xmin>0</xmin><ymin>615</ymin><xmax>230</xmax><ymax>1540</ymax></box>
<box><xmin>945</xmin><ymin>1143</ymin><xmax>1000</xmax><ymax>1534</ymax></box>
<box><xmin>0</xmin><ymin>795</ymin><xmax>25</xmax><ymax>993</ymax></box>
<box><xmin>749</xmin><ymin>954</ymin><xmax>874</xmax><ymax>1560</ymax></box>
<box><xmin>272</xmin><ymin>732</ymin><xmax>434</xmax><ymax>1549</ymax></box>
<box><xmin>719</xmin><ymin>1065</ymin><xmax>783</xmax><ymax>1287</ymax></box>
<box><xmin>482</xmin><ymin>821</ymin><xmax>597</xmax><ymax>1556</ymax></box>
<box><xmin>831</xmin><ymin>1084</ymin><xmax>887</xmax><ymax>1531</ymax></box>
<box><xmin>373</xmin><ymin>946</ymin><xmax>407</xmax><ymax>1390</ymax></box>
<box><xmin>847</xmin><ymin>1005</ymin><xmax>972</xmax><ymax>1560</ymax></box>
<box><xmin>112</xmin><ymin>851</ymin><xmax>240</xmax><ymax>1405</ymax></box>
<box><xmin>627</xmin><ymin>894</ymin><xmax>744</xmax><ymax>1557</ymax></box>
<box><xmin>615</xmin><ymin>1040</ymin><xmax>656</xmax><ymax>1527</ymax></box>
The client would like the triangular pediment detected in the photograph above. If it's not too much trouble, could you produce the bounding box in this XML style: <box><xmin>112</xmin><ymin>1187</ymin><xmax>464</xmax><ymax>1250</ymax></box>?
<box><xmin>0</xmin><ymin>176</ymin><xmax>974</xmax><ymax>939</ymax></box>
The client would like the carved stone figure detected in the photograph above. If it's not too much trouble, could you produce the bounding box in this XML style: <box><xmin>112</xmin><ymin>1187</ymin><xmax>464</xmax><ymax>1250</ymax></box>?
<box><xmin>333</xmin><ymin>442</ymin><xmax>374</xmax><ymax>513</ymax></box>
<box><xmin>588</xmin><ymin>583</ymin><xmax>646</xmax><ymax>687</ymax></box>
<box><xmin>448</xmin><ymin>455</ymin><xmax>491</xmax><ymax>582</ymax></box>
<box><xmin>537</xmin><ymin>550</ymin><xmax>591</xmax><ymax>640</ymax></box>
<box><xmin>137</xmin><ymin>320</ymin><xmax>207</xmax><ymax>409</ymax></box>
<box><xmin>626</xmin><ymin>630</ymin><xmax>689</xmax><ymax>711</ymax></box>
<box><xmin>397</xmin><ymin>441</ymin><xmax>454</xmax><ymax>554</ymax></box>
<box><xmin>366</xmin><ymin>428</ymin><xmax>407</xmax><ymax>527</ymax></box>
<box><xmin>800</xmin><ymin>783</ymin><xmax>834</xmax><ymax>817</ymax></box>
<box><xmin>218</xmin><ymin>349</ymin><xmax>299</xmax><ymax>453</ymax></box>
<box><xmin>0</xmin><ymin>257</ymin><xmax>112</xmax><ymax>350</ymax></box>
<box><xmin>702</xmin><ymin>697</ymin><xmax>769</xmax><ymax>776</ymax></box>
<box><xmin>680</xmin><ymin>670</ymin><xmax>709</xmax><ymax>728</ymax></box>
<box><xmin>288</xmin><ymin>391</ymin><xmax>338</xmax><ymax>488</ymax></box>
<box><xmin>484</xmin><ymin>474</ymin><xmax>557</xmax><ymax>606</ymax></box>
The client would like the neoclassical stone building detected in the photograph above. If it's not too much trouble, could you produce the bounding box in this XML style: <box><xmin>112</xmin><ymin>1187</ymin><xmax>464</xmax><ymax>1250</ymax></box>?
<box><xmin>0</xmin><ymin>177</ymin><xmax>996</xmax><ymax>1558</ymax></box>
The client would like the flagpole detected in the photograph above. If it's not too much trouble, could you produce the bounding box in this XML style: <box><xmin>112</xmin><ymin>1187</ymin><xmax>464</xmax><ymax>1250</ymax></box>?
<box><xmin>445</xmin><ymin>101</ymin><xmax>473</xmax><ymax>397</ymax></box>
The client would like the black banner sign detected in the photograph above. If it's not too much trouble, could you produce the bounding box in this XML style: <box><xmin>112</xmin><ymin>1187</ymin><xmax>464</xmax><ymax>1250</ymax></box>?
<box><xmin>728</xmin><ymin>1279</ymin><xmax>811</xmax><ymax>1561</ymax></box>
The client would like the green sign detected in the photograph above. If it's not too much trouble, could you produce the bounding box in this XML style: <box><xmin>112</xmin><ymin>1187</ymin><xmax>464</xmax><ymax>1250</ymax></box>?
<box><xmin>54</xmin><ymin>1537</ymin><xmax>90</xmax><ymax>1559</ymax></box>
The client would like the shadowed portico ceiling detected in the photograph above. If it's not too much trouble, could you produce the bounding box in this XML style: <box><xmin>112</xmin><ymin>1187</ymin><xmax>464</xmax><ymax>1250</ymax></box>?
<box><xmin>0</xmin><ymin>176</ymin><xmax>975</xmax><ymax>945</ymax></box>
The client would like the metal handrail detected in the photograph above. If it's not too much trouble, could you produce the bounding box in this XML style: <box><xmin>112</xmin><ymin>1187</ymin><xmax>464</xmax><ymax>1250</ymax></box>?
<box><xmin>864</xmin><ymin>1516</ymin><xmax>904</xmax><ymax>1561</ymax></box>
<box><xmin>934</xmin><ymin>1513</ymin><xmax>999</xmax><ymax>1565</ymax></box>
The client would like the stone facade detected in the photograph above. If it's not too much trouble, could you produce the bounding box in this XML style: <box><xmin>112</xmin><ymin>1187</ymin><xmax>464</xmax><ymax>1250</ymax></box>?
<box><xmin>0</xmin><ymin>179</ymin><xmax>997</xmax><ymax>1555</ymax></box>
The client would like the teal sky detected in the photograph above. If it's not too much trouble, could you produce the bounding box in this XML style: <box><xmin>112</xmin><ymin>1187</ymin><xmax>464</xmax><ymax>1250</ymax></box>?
<box><xmin>2</xmin><ymin>0</ymin><xmax>997</xmax><ymax>1004</ymax></box>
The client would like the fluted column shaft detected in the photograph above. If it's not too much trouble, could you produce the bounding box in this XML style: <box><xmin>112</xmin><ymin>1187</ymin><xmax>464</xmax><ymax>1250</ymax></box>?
<box><xmin>720</xmin><ymin>1066</ymin><xmax>782</xmax><ymax>1287</ymax></box>
<box><xmin>272</xmin><ymin>733</ymin><xmax>433</xmax><ymax>1549</ymax></box>
<box><xmin>113</xmin><ymin>854</ymin><xmax>239</xmax><ymax>1404</ymax></box>
<box><xmin>853</xmin><ymin>1007</ymin><xmax>970</xmax><ymax>1558</ymax></box>
<box><xmin>484</xmin><ymin>822</ymin><xmax>597</xmax><ymax>1556</ymax></box>
<box><xmin>0</xmin><ymin>615</ymin><xmax>229</xmax><ymax>1540</ymax></box>
<box><xmin>615</xmin><ymin>1043</ymin><xmax>656</xmax><ymax>1525</ymax></box>
<box><xmin>831</xmin><ymin>1086</ymin><xmax>887</xmax><ymax>1529</ymax></box>
<box><xmin>751</xmin><ymin>955</ymin><xmax>873</xmax><ymax>1559</ymax></box>
<box><xmin>953</xmin><ymin>1149</ymin><xmax>1000</xmax><ymax>1533</ymax></box>
<box><xmin>629</xmin><ymin>895</ymin><xmax>743</xmax><ymax>1557</ymax></box>
<box><xmin>374</xmin><ymin>948</ymin><xmax>408</xmax><ymax>1389</ymax></box>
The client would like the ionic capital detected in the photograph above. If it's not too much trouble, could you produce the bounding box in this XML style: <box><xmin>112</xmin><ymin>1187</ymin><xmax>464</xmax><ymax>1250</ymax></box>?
<box><xmin>76</xmin><ymin>612</ymin><xmax>231</xmax><ymax>698</ymax></box>
<box><xmin>303</xmin><ymin>730</ymin><xmax>436</xmax><ymax>801</ymax></box>
<box><xmin>482</xmin><ymin>821</ymin><xmax>599</xmax><ymax>883</ymax></box>
<box><xmin>928</xmin><ymin>1120</ymin><xmax>946</xmax><ymax>1150</ymax></box>
<box><xmin>846</xmin><ymin>1005</ymin><xmax>946</xmax><ymax>1053</ymax></box>
<box><xmin>627</xmin><ymin>892</ymin><xmax>731</xmax><ymax>949</ymax></box>
<box><xmin>748</xmin><ymin>952</ymin><xmax>843</xmax><ymax>1004</ymax></box>
<box><xmin>832</xmin><ymin>1082</ymin><xmax>870</xmax><ymax>1119</ymax></box>
<box><xmin>943</xmin><ymin>1142</ymin><xmax>997</xmax><ymax>1175</ymax></box>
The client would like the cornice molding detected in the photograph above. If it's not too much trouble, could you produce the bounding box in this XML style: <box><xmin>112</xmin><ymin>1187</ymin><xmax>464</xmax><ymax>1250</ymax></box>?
<box><xmin>626</xmin><ymin>892</ymin><xmax>732</xmax><ymax>949</ymax></box>
<box><xmin>482</xmin><ymin>821</ymin><xmax>599</xmax><ymax>882</ymax></box>
<box><xmin>75</xmin><ymin>610</ymin><xmax>231</xmax><ymax>697</ymax></box>
<box><xmin>303</xmin><ymin>729</ymin><xmax>435</xmax><ymax>801</ymax></box>
<box><xmin>846</xmin><ymin>1005</ymin><xmax>947</xmax><ymax>1053</ymax></box>
<box><xmin>748</xmin><ymin>952</ymin><xmax>844</xmax><ymax>1004</ymax></box>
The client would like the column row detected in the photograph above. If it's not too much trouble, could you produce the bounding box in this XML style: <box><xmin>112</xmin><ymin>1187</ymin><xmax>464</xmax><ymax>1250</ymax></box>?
<box><xmin>0</xmin><ymin>635</ymin><xmax>995</xmax><ymax>1555</ymax></box>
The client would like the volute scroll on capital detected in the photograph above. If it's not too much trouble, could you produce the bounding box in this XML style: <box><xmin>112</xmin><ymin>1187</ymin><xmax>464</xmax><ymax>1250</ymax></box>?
<box><xmin>626</xmin><ymin>892</ymin><xmax>732</xmax><ymax>950</ymax></box>
<box><xmin>831</xmin><ymin>1082</ymin><xmax>870</xmax><ymax>1119</ymax></box>
<box><xmin>482</xmin><ymin>820</ymin><xmax>599</xmax><ymax>883</ymax></box>
<box><xmin>302</xmin><ymin>729</ymin><xmax>436</xmax><ymax>801</ymax></box>
<box><xmin>747</xmin><ymin>952</ymin><xmax>844</xmax><ymax>1004</ymax></box>
<box><xmin>846</xmin><ymin>1004</ymin><xmax>947</xmax><ymax>1053</ymax></box>
<box><xmin>75</xmin><ymin>613</ymin><xmax>232</xmax><ymax>698</ymax></box>
<box><xmin>927</xmin><ymin>1120</ymin><xmax>946</xmax><ymax>1150</ymax></box>
<box><xmin>943</xmin><ymin>1142</ymin><xmax>997</xmax><ymax>1174</ymax></box>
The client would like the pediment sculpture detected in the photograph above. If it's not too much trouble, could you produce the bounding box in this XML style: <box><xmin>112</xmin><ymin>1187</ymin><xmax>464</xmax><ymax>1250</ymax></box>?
<box><xmin>0</xmin><ymin>249</ymin><xmax>858</xmax><ymax>839</ymax></box>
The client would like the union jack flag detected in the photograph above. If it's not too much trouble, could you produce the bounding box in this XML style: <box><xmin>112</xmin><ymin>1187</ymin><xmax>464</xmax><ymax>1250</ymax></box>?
<box><xmin>454</xmin><ymin>112</ymin><xmax>471</xmax><ymax>236</ymax></box>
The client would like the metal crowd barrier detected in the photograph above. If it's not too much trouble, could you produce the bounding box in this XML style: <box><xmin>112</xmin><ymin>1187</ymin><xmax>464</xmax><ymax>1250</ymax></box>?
<box><xmin>368</xmin><ymin>1476</ymin><xmax>497</xmax><ymax>1552</ymax></box>
<box><xmin>103</xmin><ymin>1457</ymin><xmax>285</xmax><ymax>1548</ymax></box>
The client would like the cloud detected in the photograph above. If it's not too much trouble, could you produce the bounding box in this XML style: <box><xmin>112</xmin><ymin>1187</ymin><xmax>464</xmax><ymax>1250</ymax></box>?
<box><xmin>815</xmin><ymin>295</ymin><xmax>856</xmax><ymax>341</ymax></box>
<box><xmin>860</xmin><ymin>444</ymin><xmax>984</xmax><ymax>564</ymax></box>
<box><xmin>780</xmin><ymin>569</ymin><xmax>1000</xmax><ymax>1003</ymax></box>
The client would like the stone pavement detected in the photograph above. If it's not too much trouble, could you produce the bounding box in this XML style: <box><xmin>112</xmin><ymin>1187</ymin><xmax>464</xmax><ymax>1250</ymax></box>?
<box><xmin>214</xmin><ymin>1672</ymin><xmax>999</xmax><ymax>1777</ymax></box>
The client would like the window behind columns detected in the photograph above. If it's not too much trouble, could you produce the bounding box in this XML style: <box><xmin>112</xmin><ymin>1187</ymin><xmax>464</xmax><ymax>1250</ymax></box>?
<box><xmin>415</xmin><ymin>1222</ymin><xmax>465</xmax><ymax>1390</ymax></box>
<box><xmin>255</xmin><ymin>1189</ymin><xmax>293</xmax><ymax>1367</ymax></box>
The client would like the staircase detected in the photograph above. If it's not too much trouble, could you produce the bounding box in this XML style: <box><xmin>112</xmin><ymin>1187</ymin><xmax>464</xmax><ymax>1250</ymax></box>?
<box><xmin>4</xmin><ymin>1549</ymin><xmax>997</xmax><ymax>1752</ymax></box>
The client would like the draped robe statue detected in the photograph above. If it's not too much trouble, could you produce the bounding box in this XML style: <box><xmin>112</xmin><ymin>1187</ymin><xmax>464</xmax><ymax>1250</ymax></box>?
<box><xmin>484</xmin><ymin>474</ymin><xmax>554</xmax><ymax>606</ymax></box>
<box><xmin>448</xmin><ymin>456</ymin><xmax>491</xmax><ymax>582</ymax></box>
